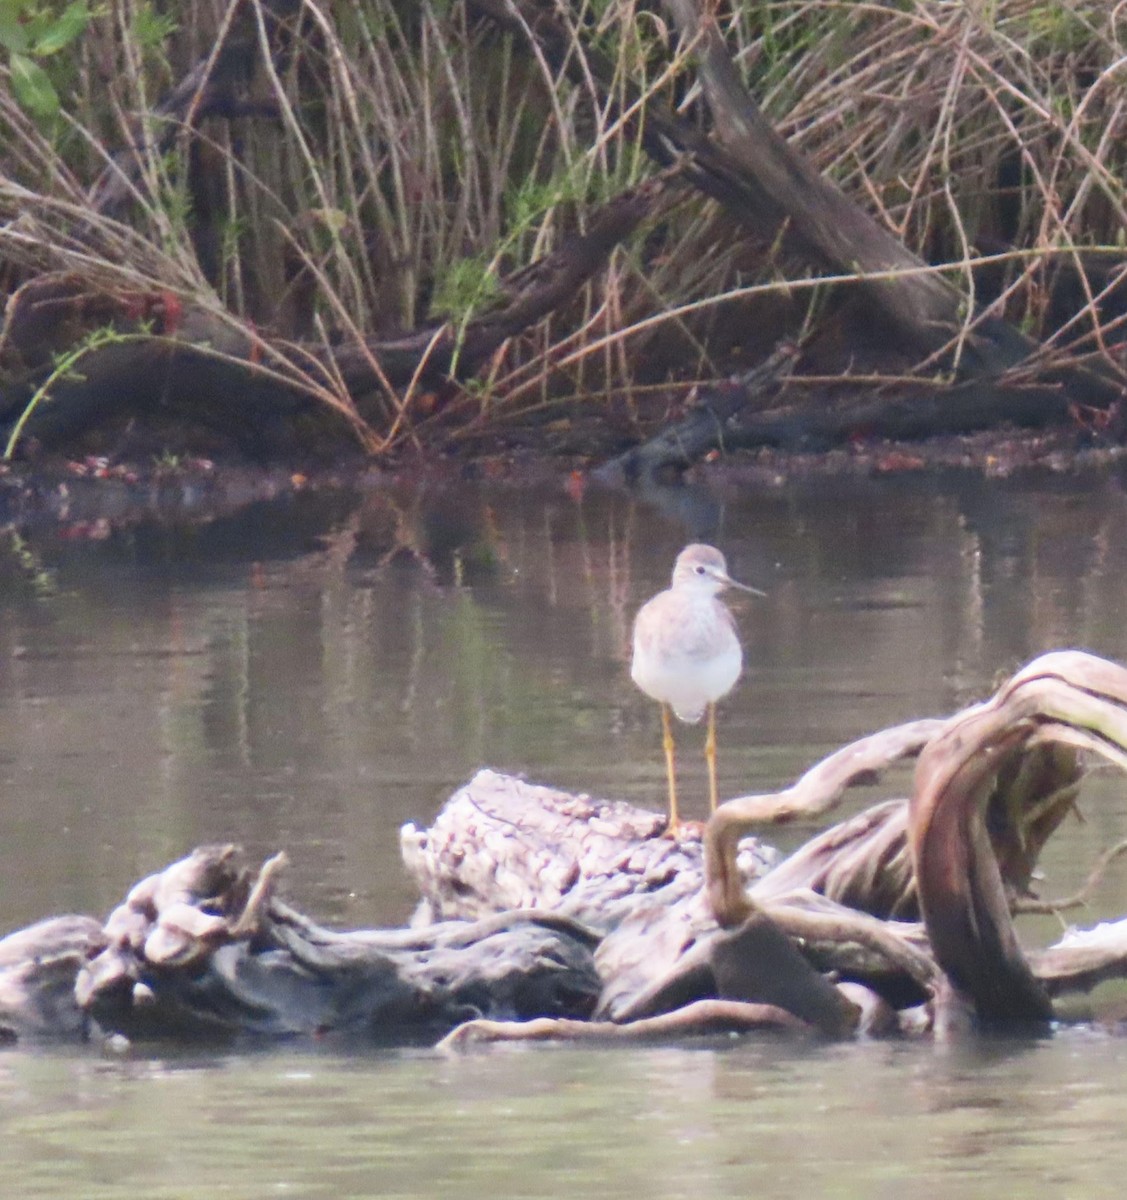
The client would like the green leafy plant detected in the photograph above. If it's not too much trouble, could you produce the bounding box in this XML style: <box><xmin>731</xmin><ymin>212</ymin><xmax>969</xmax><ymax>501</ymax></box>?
<box><xmin>3</xmin><ymin>324</ymin><xmax>121</xmax><ymax>459</ymax></box>
<box><xmin>1</xmin><ymin>530</ymin><xmax>57</xmax><ymax>597</ymax></box>
<box><xmin>430</xmin><ymin>256</ymin><xmax>502</xmax><ymax>323</ymax></box>
<box><xmin>0</xmin><ymin>0</ymin><xmax>90</xmax><ymax>119</ymax></box>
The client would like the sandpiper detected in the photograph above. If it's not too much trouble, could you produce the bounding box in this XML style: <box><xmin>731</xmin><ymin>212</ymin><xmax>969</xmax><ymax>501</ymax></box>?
<box><xmin>631</xmin><ymin>543</ymin><xmax>764</xmax><ymax>833</ymax></box>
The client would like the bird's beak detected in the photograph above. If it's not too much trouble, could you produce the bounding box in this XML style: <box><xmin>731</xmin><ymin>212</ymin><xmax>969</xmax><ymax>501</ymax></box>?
<box><xmin>717</xmin><ymin>570</ymin><xmax>767</xmax><ymax>597</ymax></box>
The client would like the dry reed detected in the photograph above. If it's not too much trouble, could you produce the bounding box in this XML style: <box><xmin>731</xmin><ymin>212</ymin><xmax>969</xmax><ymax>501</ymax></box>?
<box><xmin>0</xmin><ymin>0</ymin><xmax>1123</xmax><ymax>453</ymax></box>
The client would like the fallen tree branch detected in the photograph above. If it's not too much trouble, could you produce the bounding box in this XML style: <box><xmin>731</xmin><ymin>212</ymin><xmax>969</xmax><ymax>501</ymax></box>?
<box><xmin>704</xmin><ymin>718</ymin><xmax>943</xmax><ymax>928</ymax></box>
<box><xmin>592</xmin><ymin>343</ymin><xmax>799</xmax><ymax>484</ymax></box>
<box><xmin>659</xmin><ymin>0</ymin><xmax>1122</xmax><ymax>407</ymax></box>
<box><xmin>438</xmin><ymin>997</ymin><xmax>811</xmax><ymax>1050</ymax></box>
<box><xmin>330</xmin><ymin>174</ymin><xmax>675</xmax><ymax>398</ymax></box>
<box><xmin>718</xmin><ymin>381</ymin><xmax>1076</xmax><ymax>455</ymax></box>
<box><xmin>1</xmin><ymin>176</ymin><xmax>673</xmax><ymax>451</ymax></box>
<box><xmin>478</xmin><ymin>0</ymin><xmax>1121</xmax><ymax>409</ymax></box>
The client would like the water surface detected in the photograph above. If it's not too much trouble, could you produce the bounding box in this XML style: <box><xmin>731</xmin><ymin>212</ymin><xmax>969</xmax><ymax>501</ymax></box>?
<box><xmin>3</xmin><ymin>467</ymin><xmax>1127</xmax><ymax>1195</ymax></box>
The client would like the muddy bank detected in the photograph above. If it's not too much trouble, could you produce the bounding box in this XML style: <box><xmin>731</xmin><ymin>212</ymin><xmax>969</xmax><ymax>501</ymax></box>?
<box><xmin>2</xmin><ymin>423</ymin><xmax>1126</xmax><ymax>538</ymax></box>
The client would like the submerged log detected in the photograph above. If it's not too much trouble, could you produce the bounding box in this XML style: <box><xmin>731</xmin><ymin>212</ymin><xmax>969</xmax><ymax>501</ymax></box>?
<box><xmin>594</xmin><ymin>354</ymin><xmax>1082</xmax><ymax>477</ymax></box>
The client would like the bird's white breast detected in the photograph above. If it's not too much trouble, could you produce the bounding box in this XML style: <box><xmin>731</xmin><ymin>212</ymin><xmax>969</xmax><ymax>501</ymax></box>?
<box><xmin>630</xmin><ymin>588</ymin><xmax>743</xmax><ymax>724</ymax></box>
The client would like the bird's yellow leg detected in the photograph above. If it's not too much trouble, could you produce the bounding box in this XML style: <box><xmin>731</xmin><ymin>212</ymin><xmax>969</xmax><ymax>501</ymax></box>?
<box><xmin>660</xmin><ymin>702</ymin><xmax>681</xmax><ymax>836</ymax></box>
<box><xmin>705</xmin><ymin>701</ymin><xmax>719</xmax><ymax>813</ymax></box>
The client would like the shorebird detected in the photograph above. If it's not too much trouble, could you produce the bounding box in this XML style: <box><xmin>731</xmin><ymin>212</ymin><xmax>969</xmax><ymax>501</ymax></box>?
<box><xmin>631</xmin><ymin>544</ymin><xmax>764</xmax><ymax>833</ymax></box>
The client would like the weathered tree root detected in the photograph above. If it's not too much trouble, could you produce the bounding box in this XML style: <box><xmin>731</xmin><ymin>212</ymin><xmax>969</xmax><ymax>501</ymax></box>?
<box><xmin>412</xmin><ymin>652</ymin><xmax>1127</xmax><ymax>1040</ymax></box>
<box><xmin>700</xmin><ymin>649</ymin><xmax>1127</xmax><ymax>1028</ymax></box>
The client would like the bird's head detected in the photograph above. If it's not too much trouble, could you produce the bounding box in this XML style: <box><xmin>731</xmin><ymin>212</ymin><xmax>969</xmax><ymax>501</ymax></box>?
<box><xmin>672</xmin><ymin>544</ymin><xmax>766</xmax><ymax>597</ymax></box>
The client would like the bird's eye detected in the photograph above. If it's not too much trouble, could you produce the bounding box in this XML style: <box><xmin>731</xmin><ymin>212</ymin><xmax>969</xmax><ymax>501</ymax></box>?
<box><xmin>695</xmin><ymin>565</ymin><xmax>706</xmax><ymax>574</ymax></box>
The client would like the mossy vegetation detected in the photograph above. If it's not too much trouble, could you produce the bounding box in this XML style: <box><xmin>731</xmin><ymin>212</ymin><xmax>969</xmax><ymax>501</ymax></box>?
<box><xmin>0</xmin><ymin>0</ymin><xmax>1125</xmax><ymax>458</ymax></box>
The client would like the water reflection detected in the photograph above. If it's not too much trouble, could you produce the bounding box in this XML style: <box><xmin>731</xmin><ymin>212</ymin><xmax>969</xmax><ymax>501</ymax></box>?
<box><xmin>5</xmin><ymin>471</ymin><xmax>1127</xmax><ymax>925</ymax></box>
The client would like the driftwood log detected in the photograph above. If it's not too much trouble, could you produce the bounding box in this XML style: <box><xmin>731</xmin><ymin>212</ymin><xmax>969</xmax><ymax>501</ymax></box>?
<box><xmin>409</xmin><ymin>650</ymin><xmax>1127</xmax><ymax>1042</ymax></box>
<box><xmin>0</xmin><ymin>846</ymin><xmax>602</xmax><ymax>1044</ymax></box>
<box><xmin>6</xmin><ymin>651</ymin><xmax>1127</xmax><ymax>1048</ymax></box>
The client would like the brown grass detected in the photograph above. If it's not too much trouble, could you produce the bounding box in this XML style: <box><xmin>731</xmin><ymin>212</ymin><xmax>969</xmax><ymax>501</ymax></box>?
<box><xmin>0</xmin><ymin>0</ymin><xmax>1124</xmax><ymax>453</ymax></box>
